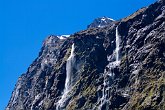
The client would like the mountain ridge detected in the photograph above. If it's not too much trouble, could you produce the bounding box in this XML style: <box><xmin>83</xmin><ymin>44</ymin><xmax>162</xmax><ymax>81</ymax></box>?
<box><xmin>6</xmin><ymin>0</ymin><xmax>165</xmax><ymax>110</ymax></box>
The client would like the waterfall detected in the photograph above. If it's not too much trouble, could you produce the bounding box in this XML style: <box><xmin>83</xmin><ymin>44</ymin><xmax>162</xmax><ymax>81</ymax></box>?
<box><xmin>65</xmin><ymin>43</ymin><xmax>75</xmax><ymax>92</ymax></box>
<box><xmin>97</xmin><ymin>27</ymin><xmax>120</xmax><ymax>110</ymax></box>
<box><xmin>115</xmin><ymin>26</ymin><xmax>120</xmax><ymax>63</ymax></box>
<box><xmin>56</xmin><ymin>44</ymin><xmax>75</xmax><ymax>110</ymax></box>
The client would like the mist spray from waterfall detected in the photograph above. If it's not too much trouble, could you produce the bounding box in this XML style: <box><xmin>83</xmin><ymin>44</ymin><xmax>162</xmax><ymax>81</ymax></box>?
<box><xmin>56</xmin><ymin>43</ymin><xmax>75</xmax><ymax>110</ymax></box>
<box><xmin>97</xmin><ymin>26</ymin><xmax>120</xmax><ymax>110</ymax></box>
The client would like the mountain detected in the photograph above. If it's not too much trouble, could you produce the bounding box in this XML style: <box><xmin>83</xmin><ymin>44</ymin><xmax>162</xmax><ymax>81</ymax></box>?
<box><xmin>6</xmin><ymin>0</ymin><xmax>165</xmax><ymax>110</ymax></box>
<box><xmin>87</xmin><ymin>16</ymin><xmax>114</xmax><ymax>29</ymax></box>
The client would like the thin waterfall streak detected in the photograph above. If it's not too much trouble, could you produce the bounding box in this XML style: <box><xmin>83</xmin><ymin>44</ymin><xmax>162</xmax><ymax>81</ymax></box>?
<box><xmin>115</xmin><ymin>26</ymin><xmax>120</xmax><ymax>63</ymax></box>
<box><xmin>98</xmin><ymin>27</ymin><xmax>121</xmax><ymax>110</ymax></box>
<box><xmin>65</xmin><ymin>44</ymin><xmax>74</xmax><ymax>91</ymax></box>
<box><xmin>56</xmin><ymin>43</ymin><xmax>75</xmax><ymax>110</ymax></box>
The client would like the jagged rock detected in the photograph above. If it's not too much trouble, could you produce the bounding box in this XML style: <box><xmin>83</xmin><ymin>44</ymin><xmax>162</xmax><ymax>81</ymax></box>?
<box><xmin>6</xmin><ymin>1</ymin><xmax>165</xmax><ymax>110</ymax></box>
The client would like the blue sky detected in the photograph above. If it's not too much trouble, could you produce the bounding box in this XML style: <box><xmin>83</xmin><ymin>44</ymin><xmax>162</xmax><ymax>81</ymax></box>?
<box><xmin>0</xmin><ymin>0</ymin><xmax>156</xmax><ymax>109</ymax></box>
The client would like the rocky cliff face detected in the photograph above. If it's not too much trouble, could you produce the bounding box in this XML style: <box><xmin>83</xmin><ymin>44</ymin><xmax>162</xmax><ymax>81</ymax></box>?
<box><xmin>7</xmin><ymin>0</ymin><xmax>165</xmax><ymax>110</ymax></box>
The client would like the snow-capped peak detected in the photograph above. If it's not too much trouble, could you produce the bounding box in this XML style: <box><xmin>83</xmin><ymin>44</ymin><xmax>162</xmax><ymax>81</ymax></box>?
<box><xmin>101</xmin><ymin>17</ymin><xmax>115</xmax><ymax>22</ymax></box>
<box><xmin>87</xmin><ymin>17</ymin><xmax>115</xmax><ymax>29</ymax></box>
<box><xmin>57</xmin><ymin>35</ymin><xmax>70</xmax><ymax>40</ymax></box>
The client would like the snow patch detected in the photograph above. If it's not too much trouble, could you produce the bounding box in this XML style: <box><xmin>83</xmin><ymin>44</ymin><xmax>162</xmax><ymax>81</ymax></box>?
<box><xmin>101</xmin><ymin>17</ymin><xmax>115</xmax><ymax>21</ymax></box>
<box><xmin>57</xmin><ymin>35</ymin><xmax>70</xmax><ymax>40</ymax></box>
<box><xmin>61</xmin><ymin>35</ymin><xmax>70</xmax><ymax>37</ymax></box>
<box><xmin>107</xmin><ymin>18</ymin><xmax>115</xmax><ymax>21</ymax></box>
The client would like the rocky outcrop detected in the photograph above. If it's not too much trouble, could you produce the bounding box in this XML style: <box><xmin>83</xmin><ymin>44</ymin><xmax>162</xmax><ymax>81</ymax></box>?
<box><xmin>7</xmin><ymin>0</ymin><xmax>165</xmax><ymax>110</ymax></box>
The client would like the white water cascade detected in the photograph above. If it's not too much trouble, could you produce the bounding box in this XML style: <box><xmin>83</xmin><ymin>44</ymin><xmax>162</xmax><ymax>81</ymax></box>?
<box><xmin>56</xmin><ymin>44</ymin><xmax>75</xmax><ymax>110</ymax></box>
<box><xmin>97</xmin><ymin>26</ymin><xmax>121</xmax><ymax>110</ymax></box>
<box><xmin>115</xmin><ymin>26</ymin><xmax>120</xmax><ymax>64</ymax></box>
